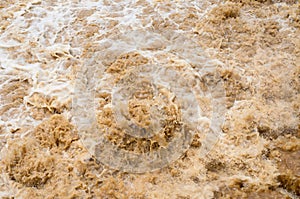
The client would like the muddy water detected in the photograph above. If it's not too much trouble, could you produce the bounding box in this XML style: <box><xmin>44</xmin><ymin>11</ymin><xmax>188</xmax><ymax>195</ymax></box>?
<box><xmin>0</xmin><ymin>0</ymin><xmax>299</xmax><ymax>198</ymax></box>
